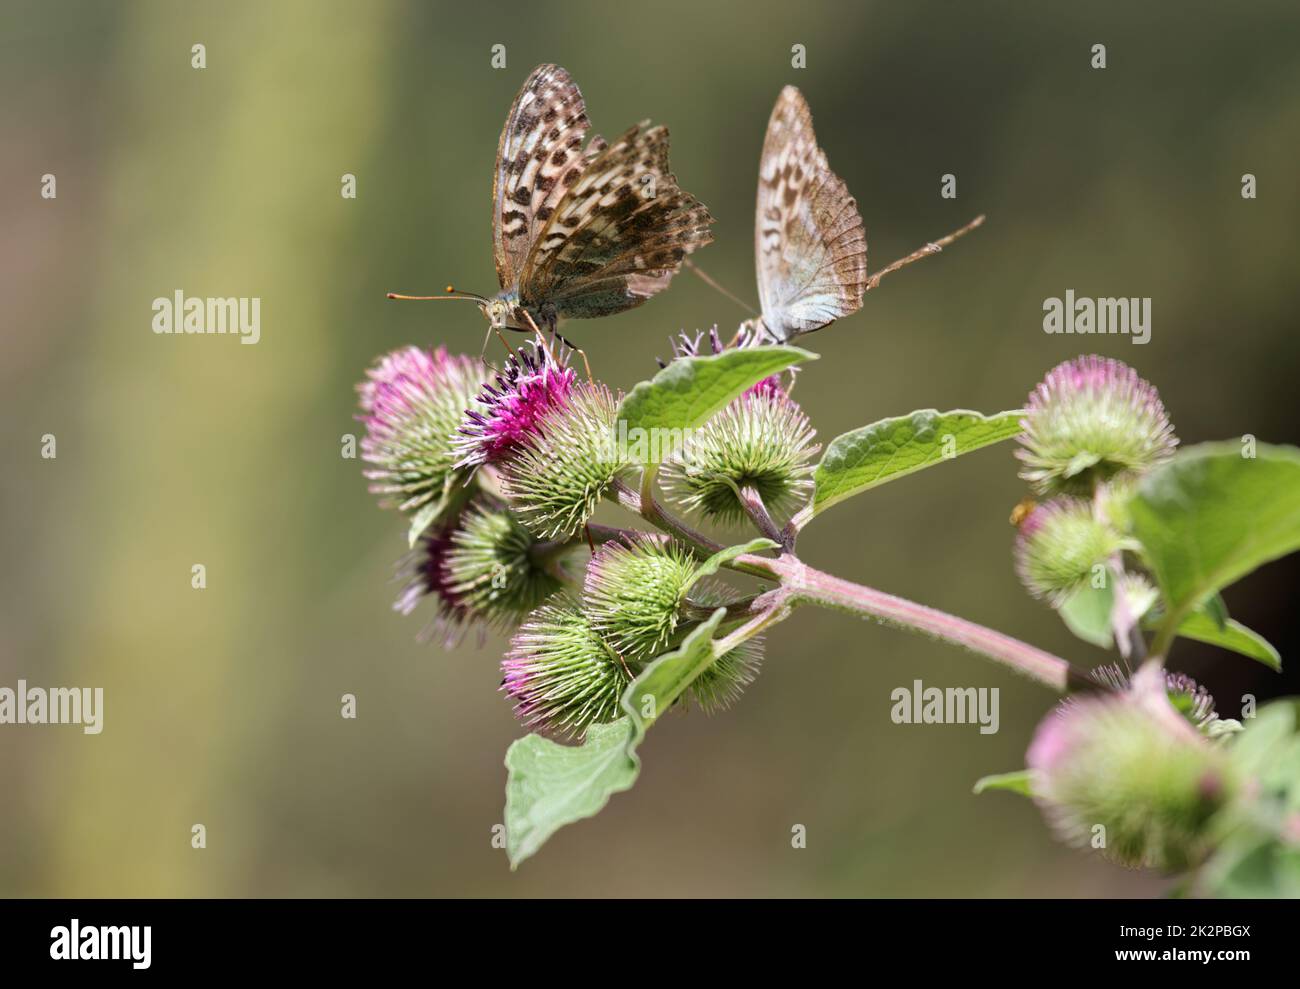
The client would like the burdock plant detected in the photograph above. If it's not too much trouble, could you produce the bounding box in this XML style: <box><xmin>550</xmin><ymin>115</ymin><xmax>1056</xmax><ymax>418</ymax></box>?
<box><xmin>355</xmin><ymin>337</ymin><xmax>1300</xmax><ymax>885</ymax></box>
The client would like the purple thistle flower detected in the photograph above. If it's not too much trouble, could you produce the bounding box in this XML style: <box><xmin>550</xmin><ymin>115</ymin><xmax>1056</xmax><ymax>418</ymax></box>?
<box><xmin>455</xmin><ymin>344</ymin><xmax>576</xmax><ymax>468</ymax></box>
<box><xmin>1018</xmin><ymin>355</ymin><xmax>1177</xmax><ymax>496</ymax></box>
<box><xmin>356</xmin><ymin>345</ymin><xmax>484</xmax><ymax>515</ymax></box>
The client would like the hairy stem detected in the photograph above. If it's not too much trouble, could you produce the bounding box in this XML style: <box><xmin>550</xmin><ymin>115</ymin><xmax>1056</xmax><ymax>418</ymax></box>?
<box><xmin>607</xmin><ymin>478</ymin><xmax>1088</xmax><ymax>694</ymax></box>
<box><xmin>682</xmin><ymin>589</ymin><xmax>778</xmax><ymax>625</ymax></box>
<box><xmin>761</xmin><ymin>556</ymin><xmax>1095</xmax><ymax>693</ymax></box>
<box><xmin>738</xmin><ymin>484</ymin><xmax>788</xmax><ymax>550</ymax></box>
<box><xmin>714</xmin><ymin>589</ymin><xmax>795</xmax><ymax>654</ymax></box>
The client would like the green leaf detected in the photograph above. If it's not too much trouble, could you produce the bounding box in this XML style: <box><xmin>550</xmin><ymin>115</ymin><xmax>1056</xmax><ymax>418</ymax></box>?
<box><xmin>1129</xmin><ymin>442</ymin><xmax>1300</xmax><ymax>629</ymax></box>
<box><xmin>1202</xmin><ymin>701</ymin><xmax>1300</xmax><ymax>897</ymax></box>
<box><xmin>616</xmin><ymin>347</ymin><xmax>816</xmax><ymax>463</ymax></box>
<box><xmin>1058</xmin><ymin>582</ymin><xmax>1116</xmax><ymax>649</ymax></box>
<box><xmin>973</xmin><ymin>770</ymin><xmax>1035</xmax><ymax>797</ymax></box>
<box><xmin>406</xmin><ymin>492</ymin><xmax>449</xmax><ymax>547</ymax></box>
<box><xmin>687</xmin><ymin>538</ymin><xmax>778</xmax><ymax>590</ymax></box>
<box><xmin>1059</xmin><ymin>573</ymin><xmax>1159</xmax><ymax>651</ymax></box>
<box><xmin>1172</xmin><ymin>611</ymin><xmax>1281</xmax><ymax>671</ymax></box>
<box><xmin>503</xmin><ymin>718</ymin><xmax>640</xmax><ymax>868</ymax></box>
<box><xmin>810</xmin><ymin>409</ymin><xmax>1023</xmax><ymax>517</ymax></box>
<box><xmin>502</xmin><ymin>610</ymin><xmax>729</xmax><ymax>867</ymax></box>
<box><xmin>1203</xmin><ymin>592</ymin><xmax>1230</xmax><ymax>632</ymax></box>
<box><xmin>1227</xmin><ymin>700</ymin><xmax>1299</xmax><ymax>781</ymax></box>
<box><xmin>624</xmin><ymin>609</ymin><xmax>728</xmax><ymax>732</ymax></box>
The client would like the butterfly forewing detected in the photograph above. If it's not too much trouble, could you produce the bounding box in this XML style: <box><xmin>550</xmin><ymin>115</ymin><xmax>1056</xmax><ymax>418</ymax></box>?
<box><xmin>522</xmin><ymin>122</ymin><xmax>714</xmax><ymax>318</ymax></box>
<box><xmin>492</xmin><ymin>64</ymin><xmax>591</xmax><ymax>293</ymax></box>
<box><xmin>755</xmin><ymin>86</ymin><xmax>867</xmax><ymax>341</ymax></box>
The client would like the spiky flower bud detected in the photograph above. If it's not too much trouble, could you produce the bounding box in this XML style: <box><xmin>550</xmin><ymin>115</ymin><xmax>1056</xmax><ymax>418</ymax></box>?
<box><xmin>690</xmin><ymin>638</ymin><xmax>764</xmax><ymax>713</ymax></box>
<box><xmin>1014</xmin><ymin>497</ymin><xmax>1122</xmax><ymax>605</ymax></box>
<box><xmin>1027</xmin><ymin>672</ymin><xmax>1233</xmax><ymax>870</ymax></box>
<box><xmin>1018</xmin><ymin>356</ymin><xmax>1177</xmax><ymax>496</ymax></box>
<box><xmin>583</xmin><ymin>534</ymin><xmax>699</xmax><ymax>660</ymax></box>
<box><xmin>396</xmin><ymin>499</ymin><xmax>562</xmax><ymax>642</ymax></box>
<box><xmin>1088</xmin><ymin>664</ymin><xmax>1222</xmax><ymax>734</ymax></box>
<box><xmin>394</xmin><ymin>521</ymin><xmax>470</xmax><ymax>646</ymax></box>
<box><xmin>443</xmin><ymin>500</ymin><xmax>563</xmax><ymax>627</ymax></box>
<box><xmin>501</xmin><ymin>600</ymin><xmax>633</xmax><ymax>737</ymax></box>
<box><xmin>498</xmin><ymin>381</ymin><xmax>632</xmax><ymax>539</ymax></box>
<box><xmin>684</xmin><ymin>581</ymin><xmax>764</xmax><ymax>712</ymax></box>
<box><xmin>358</xmin><ymin>346</ymin><xmax>485</xmax><ymax>518</ymax></box>
<box><xmin>455</xmin><ymin>344</ymin><xmax>576</xmax><ymax>468</ymax></box>
<box><xmin>661</xmin><ymin>390</ymin><xmax>818</xmax><ymax>524</ymax></box>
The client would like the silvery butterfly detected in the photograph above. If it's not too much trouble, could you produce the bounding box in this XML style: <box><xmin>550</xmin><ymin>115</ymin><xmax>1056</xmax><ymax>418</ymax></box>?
<box><xmin>742</xmin><ymin>86</ymin><xmax>983</xmax><ymax>343</ymax></box>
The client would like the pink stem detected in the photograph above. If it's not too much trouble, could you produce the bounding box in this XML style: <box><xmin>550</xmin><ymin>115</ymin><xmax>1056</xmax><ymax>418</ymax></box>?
<box><xmin>757</xmin><ymin>556</ymin><xmax>1089</xmax><ymax>693</ymax></box>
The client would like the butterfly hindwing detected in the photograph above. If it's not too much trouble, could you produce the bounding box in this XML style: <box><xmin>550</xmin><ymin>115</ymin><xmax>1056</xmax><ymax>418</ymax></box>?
<box><xmin>521</xmin><ymin>121</ymin><xmax>714</xmax><ymax>319</ymax></box>
<box><xmin>492</xmin><ymin>64</ymin><xmax>591</xmax><ymax>293</ymax></box>
<box><xmin>755</xmin><ymin>86</ymin><xmax>867</xmax><ymax>342</ymax></box>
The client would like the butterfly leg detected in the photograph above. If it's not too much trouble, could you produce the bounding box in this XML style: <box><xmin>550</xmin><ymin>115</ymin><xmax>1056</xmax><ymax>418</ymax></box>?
<box><xmin>548</xmin><ymin>320</ymin><xmax>594</xmax><ymax>384</ymax></box>
<box><xmin>478</xmin><ymin>324</ymin><xmax>505</xmax><ymax>371</ymax></box>
<box><xmin>520</xmin><ymin>308</ymin><xmax>594</xmax><ymax>383</ymax></box>
<box><xmin>572</xmin><ymin>345</ymin><xmax>594</xmax><ymax>385</ymax></box>
<box><xmin>518</xmin><ymin>308</ymin><xmax>560</xmax><ymax>363</ymax></box>
<box><xmin>544</xmin><ymin>313</ymin><xmax>563</xmax><ymax>360</ymax></box>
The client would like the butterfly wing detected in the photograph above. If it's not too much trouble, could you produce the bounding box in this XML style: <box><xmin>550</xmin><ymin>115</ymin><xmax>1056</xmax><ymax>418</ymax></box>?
<box><xmin>492</xmin><ymin>64</ymin><xmax>592</xmax><ymax>293</ymax></box>
<box><xmin>754</xmin><ymin>86</ymin><xmax>867</xmax><ymax>342</ymax></box>
<box><xmin>520</xmin><ymin>122</ymin><xmax>714</xmax><ymax>320</ymax></box>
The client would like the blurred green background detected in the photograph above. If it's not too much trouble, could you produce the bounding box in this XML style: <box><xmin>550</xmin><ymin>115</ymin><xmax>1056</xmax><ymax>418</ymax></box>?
<box><xmin>2</xmin><ymin>0</ymin><xmax>1298</xmax><ymax>897</ymax></box>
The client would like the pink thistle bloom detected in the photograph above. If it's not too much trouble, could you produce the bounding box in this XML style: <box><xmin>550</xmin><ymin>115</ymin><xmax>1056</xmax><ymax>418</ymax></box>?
<box><xmin>456</xmin><ymin>344</ymin><xmax>576</xmax><ymax>468</ymax></box>
<box><xmin>356</xmin><ymin>345</ymin><xmax>484</xmax><ymax>514</ymax></box>
<box><xmin>393</xmin><ymin>522</ymin><xmax>472</xmax><ymax>647</ymax></box>
<box><xmin>1018</xmin><ymin>355</ymin><xmax>1177</xmax><ymax>496</ymax></box>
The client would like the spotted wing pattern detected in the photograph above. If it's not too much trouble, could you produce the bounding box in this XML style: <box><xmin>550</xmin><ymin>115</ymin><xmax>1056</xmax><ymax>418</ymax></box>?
<box><xmin>754</xmin><ymin>86</ymin><xmax>867</xmax><ymax>341</ymax></box>
<box><xmin>520</xmin><ymin>121</ymin><xmax>714</xmax><ymax>319</ymax></box>
<box><xmin>492</xmin><ymin>64</ymin><xmax>592</xmax><ymax>293</ymax></box>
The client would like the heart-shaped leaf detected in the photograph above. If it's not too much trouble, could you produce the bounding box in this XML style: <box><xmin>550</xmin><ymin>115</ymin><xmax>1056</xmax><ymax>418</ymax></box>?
<box><xmin>810</xmin><ymin>409</ymin><xmax>1023</xmax><ymax>518</ymax></box>
<box><xmin>617</xmin><ymin>347</ymin><xmax>816</xmax><ymax>464</ymax></box>
<box><xmin>502</xmin><ymin>610</ymin><xmax>729</xmax><ymax>867</ymax></box>
<box><xmin>1129</xmin><ymin>442</ymin><xmax>1300</xmax><ymax>634</ymax></box>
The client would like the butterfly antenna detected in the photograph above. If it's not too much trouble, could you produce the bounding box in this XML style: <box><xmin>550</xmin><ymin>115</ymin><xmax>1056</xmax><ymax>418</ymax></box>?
<box><xmin>683</xmin><ymin>258</ymin><xmax>760</xmax><ymax>317</ymax></box>
<box><xmin>386</xmin><ymin>285</ymin><xmax>491</xmax><ymax>303</ymax></box>
<box><xmin>865</xmin><ymin>214</ymin><xmax>986</xmax><ymax>292</ymax></box>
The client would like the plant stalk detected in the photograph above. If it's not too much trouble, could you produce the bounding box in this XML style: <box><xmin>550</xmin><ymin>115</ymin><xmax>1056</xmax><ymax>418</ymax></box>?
<box><xmin>759</xmin><ymin>556</ymin><xmax>1095</xmax><ymax>693</ymax></box>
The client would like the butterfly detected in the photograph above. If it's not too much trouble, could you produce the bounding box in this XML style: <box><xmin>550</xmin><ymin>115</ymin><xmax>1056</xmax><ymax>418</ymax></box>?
<box><xmin>390</xmin><ymin>64</ymin><xmax>715</xmax><ymax>343</ymax></box>
<box><xmin>738</xmin><ymin>85</ymin><xmax>983</xmax><ymax>344</ymax></box>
